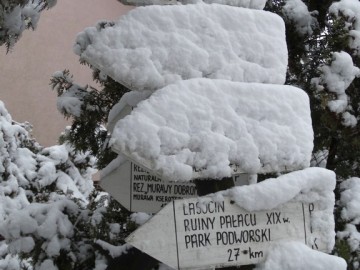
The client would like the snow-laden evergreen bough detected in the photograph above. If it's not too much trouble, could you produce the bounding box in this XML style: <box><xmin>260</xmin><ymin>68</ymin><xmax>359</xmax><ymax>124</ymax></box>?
<box><xmin>337</xmin><ymin>177</ymin><xmax>360</xmax><ymax>270</ymax></box>
<box><xmin>0</xmin><ymin>0</ymin><xmax>56</xmax><ymax>50</ymax></box>
<box><xmin>0</xmin><ymin>100</ymin><xmax>130</xmax><ymax>269</ymax></box>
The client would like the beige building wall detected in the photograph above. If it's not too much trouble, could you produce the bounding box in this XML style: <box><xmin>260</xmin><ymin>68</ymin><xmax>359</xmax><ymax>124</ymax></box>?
<box><xmin>0</xmin><ymin>0</ymin><xmax>132</xmax><ymax>146</ymax></box>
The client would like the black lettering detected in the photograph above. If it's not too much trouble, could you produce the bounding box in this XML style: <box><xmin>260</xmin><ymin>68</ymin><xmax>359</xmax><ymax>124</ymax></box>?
<box><xmin>283</xmin><ymin>217</ymin><xmax>290</xmax><ymax>223</ymax></box>
<box><xmin>228</xmin><ymin>247</ymin><xmax>241</xmax><ymax>261</ymax></box>
<box><xmin>220</xmin><ymin>216</ymin><xmax>225</xmax><ymax>228</ymax></box>
<box><xmin>261</xmin><ymin>228</ymin><xmax>270</xmax><ymax>242</ymax></box>
<box><xmin>266</xmin><ymin>212</ymin><xmax>273</xmax><ymax>225</ymax></box>
<box><xmin>185</xmin><ymin>235</ymin><xmax>191</xmax><ymax>248</ymax></box>
<box><xmin>189</xmin><ymin>203</ymin><xmax>195</xmax><ymax>215</ymax></box>
<box><xmin>249</xmin><ymin>247</ymin><xmax>263</xmax><ymax>259</ymax></box>
<box><xmin>242</xmin><ymin>230</ymin><xmax>249</xmax><ymax>243</ymax></box>
<box><xmin>216</xmin><ymin>232</ymin><xmax>222</xmax><ymax>245</ymax></box>
<box><xmin>191</xmin><ymin>234</ymin><xmax>198</xmax><ymax>248</ymax></box>
<box><xmin>183</xmin><ymin>204</ymin><xmax>189</xmax><ymax>215</ymax></box>
<box><xmin>309</xmin><ymin>203</ymin><xmax>315</xmax><ymax>215</ymax></box>
<box><xmin>249</xmin><ymin>230</ymin><xmax>256</xmax><ymax>242</ymax></box>
<box><xmin>254</xmin><ymin>229</ymin><xmax>261</xmax><ymax>242</ymax></box>
<box><xmin>204</xmin><ymin>233</ymin><xmax>211</xmax><ymax>246</ymax></box>
<box><xmin>227</xmin><ymin>249</ymin><xmax>233</xmax><ymax>262</ymax></box>
<box><xmin>184</xmin><ymin>233</ymin><xmax>211</xmax><ymax>248</ymax></box>
<box><xmin>208</xmin><ymin>201</ymin><xmax>215</xmax><ymax>213</ymax></box>
<box><xmin>309</xmin><ymin>203</ymin><xmax>315</xmax><ymax>233</ymax></box>
<box><xmin>266</xmin><ymin>212</ymin><xmax>281</xmax><ymax>224</ymax></box>
<box><xmin>196</xmin><ymin>202</ymin><xmax>202</xmax><ymax>214</ymax></box>
<box><xmin>218</xmin><ymin>201</ymin><xmax>225</xmax><ymax>213</ymax></box>
<box><xmin>132</xmin><ymin>194</ymin><xmax>153</xmax><ymax>201</ymax></box>
<box><xmin>312</xmin><ymin>238</ymin><xmax>318</xmax><ymax>250</ymax></box>
<box><xmin>275</xmin><ymin>212</ymin><xmax>281</xmax><ymax>224</ymax></box>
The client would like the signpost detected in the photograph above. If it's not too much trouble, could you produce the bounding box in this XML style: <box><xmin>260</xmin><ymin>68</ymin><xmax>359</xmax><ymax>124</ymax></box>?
<box><xmin>100</xmin><ymin>160</ymin><xmax>197</xmax><ymax>213</ymax></box>
<box><xmin>101</xmin><ymin>160</ymin><xmax>250</xmax><ymax>213</ymax></box>
<box><xmin>126</xmin><ymin>197</ymin><xmax>326</xmax><ymax>269</ymax></box>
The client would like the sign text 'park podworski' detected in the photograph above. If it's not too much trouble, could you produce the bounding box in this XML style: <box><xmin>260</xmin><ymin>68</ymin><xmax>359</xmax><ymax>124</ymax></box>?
<box><xmin>100</xmin><ymin>160</ymin><xmax>197</xmax><ymax>213</ymax></box>
<box><xmin>126</xmin><ymin>197</ymin><xmax>326</xmax><ymax>269</ymax></box>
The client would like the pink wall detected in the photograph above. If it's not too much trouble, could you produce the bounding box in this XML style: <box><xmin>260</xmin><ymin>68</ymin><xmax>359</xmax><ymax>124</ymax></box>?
<box><xmin>0</xmin><ymin>0</ymin><xmax>132</xmax><ymax>146</ymax></box>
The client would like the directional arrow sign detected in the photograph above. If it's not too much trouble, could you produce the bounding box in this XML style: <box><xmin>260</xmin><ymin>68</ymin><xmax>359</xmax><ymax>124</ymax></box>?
<box><xmin>126</xmin><ymin>197</ymin><xmax>328</xmax><ymax>269</ymax></box>
<box><xmin>100</xmin><ymin>160</ymin><xmax>197</xmax><ymax>213</ymax></box>
<box><xmin>101</xmin><ymin>160</ymin><xmax>249</xmax><ymax>213</ymax></box>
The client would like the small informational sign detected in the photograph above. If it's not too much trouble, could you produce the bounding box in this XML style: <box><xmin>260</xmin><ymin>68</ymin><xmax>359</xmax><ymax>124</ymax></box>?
<box><xmin>100</xmin><ymin>160</ymin><xmax>197</xmax><ymax>213</ymax></box>
<box><xmin>126</xmin><ymin>197</ymin><xmax>326</xmax><ymax>269</ymax></box>
<box><xmin>119</xmin><ymin>150</ymin><xmax>244</xmax><ymax>181</ymax></box>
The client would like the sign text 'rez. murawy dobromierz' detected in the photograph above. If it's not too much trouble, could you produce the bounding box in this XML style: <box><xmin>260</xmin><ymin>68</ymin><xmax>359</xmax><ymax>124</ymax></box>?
<box><xmin>100</xmin><ymin>160</ymin><xmax>197</xmax><ymax>213</ymax></box>
<box><xmin>126</xmin><ymin>197</ymin><xmax>326</xmax><ymax>269</ymax></box>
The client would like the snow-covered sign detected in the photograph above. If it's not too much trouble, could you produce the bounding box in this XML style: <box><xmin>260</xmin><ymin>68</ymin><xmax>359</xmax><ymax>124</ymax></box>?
<box><xmin>119</xmin><ymin>0</ymin><xmax>266</xmax><ymax>9</ymax></box>
<box><xmin>107</xmin><ymin>90</ymin><xmax>151</xmax><ymax>133</ymax></box>
<box><xmin>101</xmin><ymin>157</ymin><xmax>250</xmax><ymax>213</ymax></box>
<box><xmin>100</xmin><ymin>158</ymin><xmax>197</xmax><ymax>213</ymax></box>
<box><xmin>126</xmin><ymin>168</ymin><xmax>337</xmax><ymax>269</ymax></box>
<box><xmin>128</xmin><ymin>199</ymin><xmax>320</xmax><ymax>269</ymax></box>
<box><xmin>74</xmin><ymin>4</ymin><xmax>287</xmax><ymax>92</ymax></box>
<box><xmin>110</xmin><ymin>79</ymin><xmax>313</xmax><ymax>181</ymax></box>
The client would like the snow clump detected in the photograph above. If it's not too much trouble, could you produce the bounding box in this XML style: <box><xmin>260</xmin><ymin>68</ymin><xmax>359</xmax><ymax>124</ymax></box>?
<box><xmin>330</xmin><ymin>0</ymin><xmax>360</xmax><ymax>56</ymax></box>
<box><xmin>110</xmin><ymin>79</ymin><xmax>313</xmax><ymax>181</ymax></box>
<box><xmin>312</xmin><ymin>51</ymin><xmax>359</xmax><ymax>127</ymax></box>
<box><xmin>282</xmin><ymin>0</ymin><xmax>318</xmax><ymax>36</ymax></box>
<box><xmin>121</xmin><ymin>0</ymin><xmax>267</xmax><ymax>9</ymax></box>
<box><xmin>74</xmin><ymin>4</ymin><xmax>287</xmax><ymax>91</ymax></box>
<box><xmin>255</xmin><ymin>241</ymin><xmax>346</xmax><ymax>270</ymax></box>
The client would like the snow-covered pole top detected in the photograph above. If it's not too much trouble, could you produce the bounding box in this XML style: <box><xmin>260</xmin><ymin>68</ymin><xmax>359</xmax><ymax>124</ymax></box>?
<box><xmin>119</xmin><ymin>0</ymin><xmax>267</xmax><ymax>9</ymax></box>
<box><xmin>110</xmin><ymin>79</ymin><xmax>314</xmax><ymax>181</ymax></box>
<box><xmin>74</xmin><ymin>4</ymin><xmax>287</xmax><ymax>92</ymax></box>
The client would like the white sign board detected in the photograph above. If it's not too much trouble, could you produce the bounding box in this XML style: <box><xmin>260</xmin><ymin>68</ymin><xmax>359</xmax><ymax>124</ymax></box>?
<box><xmin>126</xmin><ymin>197</ymin><xmax>327</xmax><ymax>269</ymax></box>
<box><xmin>101</xmin><ymin>160</ymin><xmax>249</xmax><ymax>213</ymax></box>
<box><xmin>119</xmin><ymin>149</ymin><xmax>245</xmax><ymax>181</ymax></box>
<box><xmin>100</xmin><ymin>160</ymin><xmax>197</xmax><ymax>213</ymax></box>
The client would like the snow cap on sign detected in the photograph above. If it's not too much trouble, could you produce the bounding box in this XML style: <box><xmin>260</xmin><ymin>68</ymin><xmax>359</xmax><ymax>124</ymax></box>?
<box><xmin>74</xmin><ymin>4</ymin><xmax>287</xmax><ymax>91</ymax></box>
<box><xmin>107</xmin><ymin>90</ymin><xmax>152</xmax><ymax>133</ymax></box>
<box><xmin>120</xmin><ymin>0</ymin><xmax>267</xmax><ymax>9</ymax></box>
<box><xmin>110</xmin><ymin>79</ymin><xmax>313</xmax><ymax>181</ymax></box>
<box><xmin>222</xmin><ymin>167</ymin><xmax>337</xmax><ymax>252</ymax></box>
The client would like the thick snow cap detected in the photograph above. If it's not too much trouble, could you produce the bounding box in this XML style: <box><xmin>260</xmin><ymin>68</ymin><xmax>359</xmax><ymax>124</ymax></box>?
<box><xmin>120</xmin><ymin>0</ymin><xmax>267</xmax><ymax>9</ymax></box>
<box><xmin>110</xmin><ymin>79</ymin><xmax>313</xmax><ymax>181</ymax></box>
<box><xmin>221</xmin><ymin>167</ymin><xmax>337</xmax><ymax>254</ymax></box>
<box><xmin>74</xmin><ymin>4</ymin><xmax>287</xmax><ymax>91</ymax></box>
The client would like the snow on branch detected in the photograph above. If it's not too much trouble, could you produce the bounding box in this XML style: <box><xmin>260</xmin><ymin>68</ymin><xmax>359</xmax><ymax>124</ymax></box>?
<box><xmin>330</xmin><ymin>0</ymin><xmax>360</xmax><ymax>56</ymax></box>
<box><xmin>74</xmin><ymin>4</ymin><xmax>287</xmax><ymax>91</ymax></box>
<box><xmin>0</xmin><ymin>0</ymin><xmax>57</xmax><ymax>50</ymax></box>
<box><xmin>110</xmin><ymin>79</ymin><xmax>313</xmax><ymax>181</ymax></box>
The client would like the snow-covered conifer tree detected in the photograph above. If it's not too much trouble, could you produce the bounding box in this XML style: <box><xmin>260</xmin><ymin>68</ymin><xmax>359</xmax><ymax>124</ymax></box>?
<box><xmin>0</xmin><ymin>0</ymin><xmax>56</xmax><ymax>50</ymax></box>
<box><xmin>0</xmin><ymin>100</ymin><xmax>134</xmax><ymax>269</ymax></box>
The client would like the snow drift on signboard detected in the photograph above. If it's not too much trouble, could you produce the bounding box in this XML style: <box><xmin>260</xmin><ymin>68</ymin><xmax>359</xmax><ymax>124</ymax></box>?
<box><xmin>110</xmin><ymin>79</ymin><xmax>313</xmax><ymax>181</ymax></box>
<box><xmin>74</xmin><ymin>3</ymin><xmax>287</xmax><ymax>91</ymax></box>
